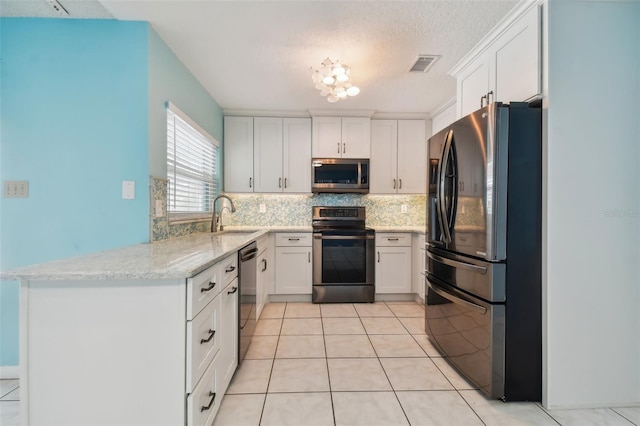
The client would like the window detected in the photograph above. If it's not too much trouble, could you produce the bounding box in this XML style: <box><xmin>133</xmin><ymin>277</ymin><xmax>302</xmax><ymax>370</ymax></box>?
<box><xmin>166</xmin><ymin>102</ymin><xmax>220</xmax><ymax>222</ymax></box>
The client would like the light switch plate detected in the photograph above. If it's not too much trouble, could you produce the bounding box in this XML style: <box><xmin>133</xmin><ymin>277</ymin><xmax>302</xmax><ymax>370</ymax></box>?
<box><xmin>122</xmin><ymin>181</ymin><xmax>135</xmax><ymax>199</ymax></box>
<box><xmin>3</xmin><ymin>180</ymin><xmax>29</xmax><ymax>198</ymax></box>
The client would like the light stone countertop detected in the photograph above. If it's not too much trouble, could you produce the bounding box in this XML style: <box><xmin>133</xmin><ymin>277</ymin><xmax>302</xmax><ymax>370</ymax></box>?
<box><xmin>1</xmin><ymin>230</ymin><xmax>269</xmax><ymax>281</ymax></box>
<box><xmin>1</xmin><ymin>225</ymin><xmax>427</xmax><ymax>282</ymax></box>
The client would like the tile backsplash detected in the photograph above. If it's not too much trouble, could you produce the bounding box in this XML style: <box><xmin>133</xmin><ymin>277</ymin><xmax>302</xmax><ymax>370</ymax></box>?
<box><xmin>221</xmin><ymin>193</ymin><xmax>426</xmax><ymax>227</ymax></box>
<box><xmin>150</xmin><ymin>175</ymin><xmax>488</xmax><ymax>242</ymax></box>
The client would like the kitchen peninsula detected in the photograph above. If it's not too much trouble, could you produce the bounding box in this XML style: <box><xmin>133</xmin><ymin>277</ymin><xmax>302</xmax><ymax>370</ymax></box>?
<box><xmin>3</xmin><ymin>231</ymin><xmax>267</xmax><ymax>426</ymax></box>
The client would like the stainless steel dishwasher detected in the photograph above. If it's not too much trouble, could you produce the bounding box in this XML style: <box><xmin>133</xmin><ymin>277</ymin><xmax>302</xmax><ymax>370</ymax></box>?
<box><xmin>238</xmin><ymin>242</ymin><xmax>258</xmax><ymax>363</ymax></box>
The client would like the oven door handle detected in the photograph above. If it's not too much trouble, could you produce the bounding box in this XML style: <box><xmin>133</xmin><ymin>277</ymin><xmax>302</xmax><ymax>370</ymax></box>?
<box><xmin>313</xmin><ymin>234</ymin><xmax>375</xmax><ymax>240</ymax></box>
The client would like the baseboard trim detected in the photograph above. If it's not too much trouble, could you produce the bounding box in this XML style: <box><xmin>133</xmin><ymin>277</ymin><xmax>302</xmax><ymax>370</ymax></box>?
<box><xmin>0</xmin><ymin>365</ymin><xmax>19</xmax><ymax>379</ymax></box>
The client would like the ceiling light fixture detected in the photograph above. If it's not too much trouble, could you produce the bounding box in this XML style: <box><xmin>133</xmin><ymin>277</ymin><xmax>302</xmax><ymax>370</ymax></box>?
<box><xmin>310</xmin><ymin>58</ymin><xmax>360</xmax><ymax>103</ymax></box>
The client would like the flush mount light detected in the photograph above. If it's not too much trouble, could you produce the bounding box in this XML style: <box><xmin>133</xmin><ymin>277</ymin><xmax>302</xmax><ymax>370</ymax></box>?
<box><xmin>310</xmin><ymin>58</ymin><xmax>360</xmax><ymax>103</ymax></box>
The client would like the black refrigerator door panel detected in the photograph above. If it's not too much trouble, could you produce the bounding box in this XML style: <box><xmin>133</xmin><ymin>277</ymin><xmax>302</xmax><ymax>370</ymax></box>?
<box><xmin>426</xmin><ymin>248</ymin><xmax>505</xmax><ymax>303</ymax></box>
<box><xmin>434</xmin><ymin>104</ymin><xmax>509</xmax><ymax>261</ymax></box>
<box><xmin>425</xmin><ymin>274</ymin><xmax>505</xmax><ymax>399</ymax></box>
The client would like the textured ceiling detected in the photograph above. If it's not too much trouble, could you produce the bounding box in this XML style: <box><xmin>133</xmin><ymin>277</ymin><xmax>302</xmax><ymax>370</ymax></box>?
<box><xmin>2</xmin><ymin>0</ymin><xmax>518</xmax><ymax>115</ymax></box>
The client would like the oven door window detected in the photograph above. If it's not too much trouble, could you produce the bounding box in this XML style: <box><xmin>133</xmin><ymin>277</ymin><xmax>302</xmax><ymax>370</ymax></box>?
<box><xmin>321</xmin><ymin>236</ymin><xmax>367</xmax><ymax>284</ymax></box>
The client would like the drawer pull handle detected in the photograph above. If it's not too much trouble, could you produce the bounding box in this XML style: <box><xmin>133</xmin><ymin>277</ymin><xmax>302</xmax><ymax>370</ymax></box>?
<box><xmin>200</xmin><ymin>392</ymin><xmax>216</xmax><ymax>412</ymax></box>
<box><xmin>201</xmin><ymin>281</ymin><xmax>216</xmax><ymax>293</ymax></box>
<box><xmin>225</xmin><ymin>265</ymin><xmax>236</xmax><ymax>273</ymax></box>
<box><xmin>200</xmin><ymin>329</ymin><xmax>215</xmax><ymax>344</ymax></box>
<box><xmin>227</xmin><ymin>286</ymin><xmax>238</xmax><ymax>295</ymax></box>
<box><xmin>288</xmin><ymin>238</ymin><xmax>300</xmax><ymax>241</ymax></box>
<box><xmin>387</xmin><ymin>238</ymin><xmax>399</xmax><ymax>241</ymax></box>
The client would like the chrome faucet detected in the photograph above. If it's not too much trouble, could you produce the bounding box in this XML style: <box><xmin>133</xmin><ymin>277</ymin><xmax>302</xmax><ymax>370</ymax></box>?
<box><xmin>211</xmin><ymin>194</ymin><xmax>236</xmax><ymax>233</ymax></box>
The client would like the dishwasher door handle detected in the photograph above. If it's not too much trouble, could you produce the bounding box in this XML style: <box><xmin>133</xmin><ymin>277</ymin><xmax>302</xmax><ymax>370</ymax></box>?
<box><xmin>240</xmin><ymin>247</ymin><xmax>259</xmax><ymax>261</ymax></box>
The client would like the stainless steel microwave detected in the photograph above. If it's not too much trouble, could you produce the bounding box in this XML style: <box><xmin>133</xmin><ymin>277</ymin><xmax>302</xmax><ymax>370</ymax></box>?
<box><xmin>311</xmin><ymin>158</ymin><xmax>369</xmax><ymax>193</ymax></box>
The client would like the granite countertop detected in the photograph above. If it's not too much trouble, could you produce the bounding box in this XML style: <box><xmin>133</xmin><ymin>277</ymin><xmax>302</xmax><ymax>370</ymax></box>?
<box><xmin>1</xmin><ymin>225</ymin><xmax>427</xmax><ymax>282</ymax></box>
<box><xmin>1</xmin><ymin>230</ymin><xmax>269</xmax><ymax>282</ymax></box>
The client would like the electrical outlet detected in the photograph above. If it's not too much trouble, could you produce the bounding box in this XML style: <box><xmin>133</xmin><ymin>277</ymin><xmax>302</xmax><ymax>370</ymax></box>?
<box><xmin>401</xmin><ymin>204</ymin><xmax>408</xmax><ymax>213</ymax></box>
<box><xmin>259</xmin><ymin>204</ymin><xmax>266</xmax><ymax>213</ymax></box>
<box><xmin>3</xmin><ymin>180</ymin><xmax>29</xmax><ymax>198</ymax></box>
<box><xmin>155</xmin><ymin>200</ymin><xmax>164</xmax><ymax>218</ymax></box>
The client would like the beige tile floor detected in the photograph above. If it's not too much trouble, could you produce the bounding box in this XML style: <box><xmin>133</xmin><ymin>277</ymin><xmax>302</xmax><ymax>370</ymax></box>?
<box><xmin>1</xmin><ymin>301</ymin><xmax>638</xmax><ymax>426</ymax></box>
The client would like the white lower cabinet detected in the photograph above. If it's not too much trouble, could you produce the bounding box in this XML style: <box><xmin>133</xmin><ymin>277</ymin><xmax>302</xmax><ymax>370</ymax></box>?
<box><xmin>274</xmin><ymin>233</ymin><xmax>312</xmax><ymax>294</ymax></box>
<box><xmin>256</xmin><ymin>234</ymin><xmax>274</xmax><ymax>318</ymax></box>
<box><xmin>186</xmin><ymin>254</ymin><xmax>238</xmax><ymax>426</ymax></box>
<box><xmin>218</xmin><ymin>278</ymin><xmax>239</xmax><ymax>391</ymax></box>
<box><xmin>411</xmin><ymin>233</ymin><xmax>427</xmax><ymax>301</ymax></box>
<box><xmin>375</xmin><ymin>233</ymin><xmax>412</xmax><ymax>294</ymax></box>
<box><xmin>187</xmin><ymin>356</ymin><xmax>220</xmax><ymax>426</ymax></box>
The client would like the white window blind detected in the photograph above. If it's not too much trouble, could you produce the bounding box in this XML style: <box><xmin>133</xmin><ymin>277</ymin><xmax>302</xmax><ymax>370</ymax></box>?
<box><xmin>166</xmin><ymin>103</ymin><xmax>219</xmax><ymax>221</ymax></box>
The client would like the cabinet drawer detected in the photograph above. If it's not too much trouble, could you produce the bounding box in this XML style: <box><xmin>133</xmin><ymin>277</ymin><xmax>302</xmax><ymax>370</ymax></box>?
<box><xmin>187</xmin><ymin>354</ymin><xmax>220</xmax><ymax>426</ymax></box>
<box><xmin>275</xmin><ymin>233</ymin><xmax>311</xmax><ymax>247</ymax></box>
<box><xmin>220</xmin><ymin>253</ymin><xmax>238</xmax><ymax>288</ymax></box>
<box><xmin>187</xmin><ymin>263</ymin><xmax>221</xmax><ymax>320</ymax></box>
<box><xmin>186</xmin><ymin>296</ymin><xmax>221</xmax><ymax>393</ymax></box>
<box><xmin>376</xmin><ymin>233</ymin><xmax>411</xmax><ymax>247</ymax></box>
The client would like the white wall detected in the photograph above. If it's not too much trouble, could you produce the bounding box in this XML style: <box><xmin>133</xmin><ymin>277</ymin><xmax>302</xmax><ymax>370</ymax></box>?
<box><xmin>543</xmin><ymin>0</ymin><xmax>640</xmax><ymax>409</ymax></box>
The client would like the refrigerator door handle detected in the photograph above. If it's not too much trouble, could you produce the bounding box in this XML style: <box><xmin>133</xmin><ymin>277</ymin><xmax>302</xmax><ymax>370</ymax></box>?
<box><xmin>427</xmin><ymin>251</ymin><xmax>487</xmax><ymax>274</ymax></box>
<box><xmin>428</xmin><ymin>279</ymin><xmax>487</xmax><ymax>314</ymax></box>
<box><xmin>438</xmin><ymin>130</ymin><xmax>454</xmax><ymax>244</ymax></box>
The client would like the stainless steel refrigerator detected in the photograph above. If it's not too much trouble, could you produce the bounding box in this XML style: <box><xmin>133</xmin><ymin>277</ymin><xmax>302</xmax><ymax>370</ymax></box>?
<box><xmin>425</xmin><ymin>102</ymin><xmax>542</xmax><ymax>401</ymax></box>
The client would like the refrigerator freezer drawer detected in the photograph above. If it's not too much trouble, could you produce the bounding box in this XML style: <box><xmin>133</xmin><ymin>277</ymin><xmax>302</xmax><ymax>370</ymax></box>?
<box><xmin>425</xmin><ymin>275</ymin><xmax>505</xmax><ymax>399</ymax></box>
<box><xmin>426</xmin><ymin>248</ymin><xmax>505</xmax><ymax>303</ymax></box>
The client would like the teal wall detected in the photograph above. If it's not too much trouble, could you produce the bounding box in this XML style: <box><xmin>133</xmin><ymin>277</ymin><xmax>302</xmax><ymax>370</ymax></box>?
<box><xmin>148</xmin><ymin>28</ymin><xmax>223</xmax><ymax>177</ymax></box>
<box><xmin>0</xmin><ymin>18</ymin><xmax>223</xmax><ymax>368</ymax></box>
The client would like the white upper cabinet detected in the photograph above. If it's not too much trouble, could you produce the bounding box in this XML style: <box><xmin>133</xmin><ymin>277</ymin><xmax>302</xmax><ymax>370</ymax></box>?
<box><xmin>312</xmin><ymin>116</ymin><xmax>370</xmax><ymax>158</ymax></box>
<box><xmin>226</xmin><ymin>116</ymin><xmax>311</xmax><ymax>194</ymax></box>
<box><xmin>282</xmin><ymin>118</ymin><xmax>312</xmax><ymax>193</ymax></box>
<box><xmin>224</xmin><ymin>116</ymin><xmax>254</xmax><ymax>192</ymax></box>
<box><xmin>370</xmin><ymin>119</ymin><xmax>426</xmax><ymax>194</ymax></box>
<box><xmin>253</xmin><ymin>117</ymin><xmax>283</xmax><ymax>193</ymax></box>
<box><xmin>254</xmin><ymin>117</ymin><xmax>312</xmax><ymax>193</ymax></box>
<box><xmin>452</xmin><ymin>3</ymin><xmax>542</xmax><ymax>118</ymax></box>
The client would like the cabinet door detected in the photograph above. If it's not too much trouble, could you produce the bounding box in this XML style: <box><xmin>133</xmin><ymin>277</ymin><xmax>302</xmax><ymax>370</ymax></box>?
<box><xmin>312</xmin><ymin>116</ymin><xmax>342</xmax><ymax>157</ymax></box>
<box><xmin>253</xmin><ymin>117</ymin><xmax>283</xmax><ymax>193</ymax></box>
<box><xmin>370</xmin><ymin>120</ymin><xmax>398</xmax><ymax>194</ymax></box>
<box><xmin>256</xmin><ymin>245</ymin><xmax>274</xmax><ymax>320</ymax></box>
<box><xmin>219</xmin><ymin>279</ymin><xmax>238</xmax><ymax>392</ymax></box>
<box><xmin>457</xmin><ymin>57</ymin><xmax>491</xmax><ymax>119</ymax></box>
<box><xmin>224</xmin><ymin>116</ymin><xmax>254</xmax><ymax>192</ymax></box>
<box><xmin>494</xmin><ymin>5</ymin><xmax>541</xmax><ymax>103</ymax></box>
<box><xmin>283</xmin><ymin>118</ymin><xmax>312</xmax><ymax>193</ymax></box>
<box><xmin>375</xmin><ymin>246</ymin><xmax>411</xmax><ymax>294</ymax></box>
<box><xmin>341</xmin><ymin>117</ymin><xmax>371</xmax><ymax>158</ymax></box>
<box><xmin>397</xmin><ymin>120</ymin><xmax>426</xmax><ymax>194</ymax></box>
<box><xmin>275</xmin><ymin>246</ymin><xmax>312</xmax><ymax>294</ymax></box>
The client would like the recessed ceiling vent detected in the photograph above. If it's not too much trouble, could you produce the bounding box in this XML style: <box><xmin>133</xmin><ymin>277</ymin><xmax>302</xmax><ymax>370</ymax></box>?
<box><xmin>408</xmin><ymin>55</ymin><xmax>440</xmax><ymax>73</ymax></box>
